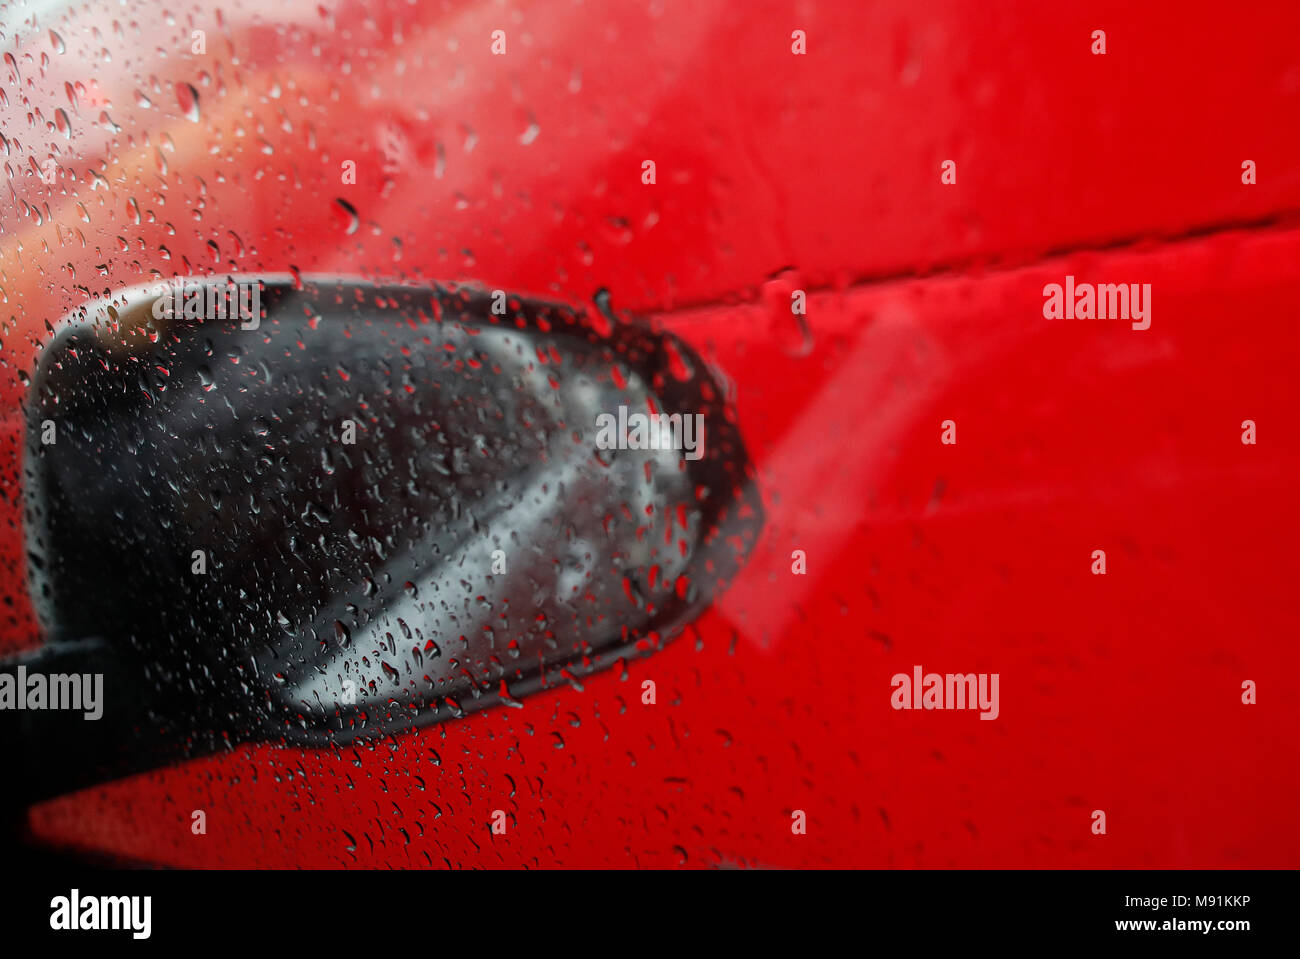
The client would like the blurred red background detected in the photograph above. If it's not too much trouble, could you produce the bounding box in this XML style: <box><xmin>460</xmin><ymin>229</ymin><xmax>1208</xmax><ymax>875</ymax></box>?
<box><xmin>1</xmin><ymin>0</ymin><xmax>1297</xmax><ymax>866</ymax></box>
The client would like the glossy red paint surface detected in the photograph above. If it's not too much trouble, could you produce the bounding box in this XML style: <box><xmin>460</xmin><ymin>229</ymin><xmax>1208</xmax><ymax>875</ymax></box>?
<box><xmin>2</xmin><ymin>0</ymin><xmax>1297</xmax><ymax>866</ymax></box>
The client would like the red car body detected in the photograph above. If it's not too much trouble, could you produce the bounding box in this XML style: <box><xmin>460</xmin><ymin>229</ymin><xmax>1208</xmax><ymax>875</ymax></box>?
<box><xmin>2</xmin><ymin>0</ymin><xmax>1298</xmax><ymax>867</ymax></box>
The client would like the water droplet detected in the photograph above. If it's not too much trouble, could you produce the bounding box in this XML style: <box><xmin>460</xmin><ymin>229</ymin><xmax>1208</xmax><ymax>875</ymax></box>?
<box><xmin>518</xmin><ymin>114</ymin><xmax>539</xmax><ymax>145</ymax></box>
<box><xmin>763</xmin><ymin>269</ymin><xmax>814</xmax><ymax>357</ymax></box>
<box><xmin>176</xmin><ymin>82</ymin><xmax>200</xmax><ymax>122</ymax></box>
<box><xmin>333</xmin><ymin>621</ymin><xmax>351</xmax><ymax>647</ymax></box>
<box><xmin>590</xmin><ymin>288</ymin><xmax>616</xmax><ymax>337</ymax></box>
<box><xmin>332</xmin><ymin>197</ymin><xmax>359</xmax><ymax>235</ymax></box>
